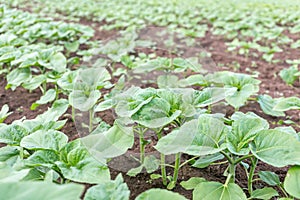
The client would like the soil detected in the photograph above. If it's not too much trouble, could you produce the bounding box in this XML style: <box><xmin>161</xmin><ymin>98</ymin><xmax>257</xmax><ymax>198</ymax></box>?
<box><xmin>1</xmin><ymin>6</ymin><xmax>300</xmax><ymax>200</ymax></box>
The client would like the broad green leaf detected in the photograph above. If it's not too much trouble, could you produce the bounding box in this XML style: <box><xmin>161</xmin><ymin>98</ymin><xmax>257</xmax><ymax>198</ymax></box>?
<box><xmin>69</xmin><ymin>85</ymin><xmax>101</xmax><ymax>111</ymax></box>
<box><xmin>227</xmin><ymin>112</ymin><xmax>269</xmax><ymax>155</ymax></box>
<box><xmin>36</xmin><ymin>99</ymin><xmax>69</xmax><ymax>122</ymax></box>
<box><xmin>22</xmin><ymin>74</ymin><xmax>46</xmax><ymax>91</ymax></box>
<box><xmin>0</xmin><ymin>104</ymin><xmax>12</xmax><ymax>123</ymax></box>
<box><xmin>0</xmin><ymin>182</ymin><xmax>84</xmax><ymax>200</ymax></box>
<box><xmin>144</xmin><ymin>155</ymin><xmax>160</xmax><ymax>173</ymax></box>
<box><xmin>56</xmin><ymin>139</ymin><xmax>110</xmax><ymax>184</ymax></box>
<box><xmin>6</xmin><ymin>68</ymin><xmax>31</xmax><ymax>90</ymax></box>
<box><xmin>192</xmin><ymin>153</ymin><xmax>224</xmax><ymax>168</ymax></box>
<box><xmin>258</xmin><ymin>171</ymin><xmax>281</xmax><ymax>186</ymax></box>
<box><xmin>81</xmin><ymin>122</ymin><xmax>133</xmax><ymax>162</ymax></box>
<box><xmin>95</xmin><ymin>99</ymin><xmax>114</xmax><ymax>112</ymax></box>
<box><xmin>136</xmin><ymin>188</ymin><xmax>188</xmax><ymax>200</ymax></box>
<box><xmin>84</xmin><ymin>174</ymin><xmax>130</xmax><ymax>200</ymax></box>
<box><xmin>155</xmin><ymin>115</ymin><xmax>227</xmax><ymax>156</ymax></box>
<box><xmin>157</xmin><ymin>74</ymin><xmax>179</xmax><ymax>88</ymax></box>
<box><xmin>226</xmin><ymin>84</ymin><xmax>257</xmax><ymax>108</ymax></box>
<box><xmin>257</xmin><ymin>95</ymin><xmax>285</xmax><ymax>117</ymax></box>
<box><xmin>0</xmin><ymin>146</ymin><xmax>19</xmax><ymax>165</ymax></box>
<box><xmin>250</xmin><ymin>130</ymin><xmax>300</xmax><ymax>167</ymax></box>
<box><xmin>284</xmin><ymin>166</ymin><xmax>300</xmax><ymax>198</ymax></box>
<box><xmin>76</xmin><ymin>67</ymin><xmax>111</xmax><ymax>88</ymax></box>
<box><xmin>64</xmin><ymin>41</ymin><xmax>80</xmax><ymax>52</ymax></box>
<box><xmin>274</xmin><ymin>97</ymin><xmax>300</xmax><ymax>111</ymax></box>
<box><xmin>279</xmin><ymin>66</ymin><xmax>298</xmax><ymax>85</ymax></box>
<box><xmin>0</xmin><ymin>162</ymin><xmax>30</xmax><ymax>182</ymax></box>
<box><xmin>180</xmin><ymin>177</ymin><xmax>206</xmax><ymax>190</ymax></box>
<box><xmin>49</xmin><ymin>52</ymin><xmax>67</xmax><ymax>73</ymax></box>
<box><xmin>193</xmin><ymin>181</ymin><xmax>247</xmax><ymax>200</ymax></box>
<box><xmin>31</xmin><ymin>89</ymin><xmax>57</xmax><ymax>110</ymax></box>
<box><xmin>192</xmin><ymin>87</ymin><xmax>236</xmax><ymax>107</ymax></box>
<box><xmin>57</xmin><ymin>70</ymin><xmax>78</xmax><ymax>91</ymax></box>
<box><xmin>131</xmin><ymin>96</ymin><xmax>182</xmax><ymax>128</ymax></box>
<box><xmin>26</xmin><ymin>150</ymin><xmax>59</xmax><ymax>168</ymax></box>
<box><xmin>0</xmin><ymin>124</ymin><xmax>28</xmax><ymax>145</ymax></box>
<box><xmin>178</xmin><ymin>74</ymin><xmax>207</xmax><ymax>87</ymax></box>
<box><xmin>115</xmin><ymin>87</ymin><xmax>156</xmax><ymax>117</ymax></box>
<box><xmin>20</xmin><ymin>130</ymin><xmax>68</xmax><ymax>151</ymax></box>
<box><xmin>250</xmin><ymin>187</ymin><xmax>278</xmax><ymax>200</ymax></box>
<box><xmin>126</xmin><ymin>165</ymin><xmax>143</xmax><ymax>177</ymax></box>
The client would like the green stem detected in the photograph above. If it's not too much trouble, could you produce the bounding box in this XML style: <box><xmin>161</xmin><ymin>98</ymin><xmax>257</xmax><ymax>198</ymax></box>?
<box><xmin>42</xmin><ymin>82</ymin><xmax>47</xmax><ymax>94</ymax></box>
<box><xmin>71</xmin><ymin>106</ymin><xmax>75</xmax><ymax>122</ymax></box>
<box><xmin>89</xmin><ymin>109</ymin><xmax>93</xmax><ymax>132</ymax></box>
<box><xmin>228</xmin><ymin>162</ymin><xmax>236</xmax><ymax>183</ymax></box>
<box><xmin>179</xmin><ymin>156</ymin><xmax>200</xmax><ymax>168</ymax></box>
<box><xmin>20</xmin><ymin>147</ymin><xmax>24</xmax><ymax>159</ymax></box>
<box><xmin>221</xmin><ymin>151</ymin><xmax>234</xmax><ymax>164</ymax></box>
<box><xmin>234</xmin><ymin>154</ymin><xmax>253</xmax><ymax>165</ymax></box>
<box><xmin>139</xmin><ymin>132</ymin><xmax>145</xmax><ymax>164</ymax></box>
<box><xmin>279</xmin><ymin>184</ymin><xmax>289</xmax><ymax>198</ymax></box>
<box><xmin>172</xmin><ymin>153</ymin><xmax>181</xmax><ymax>185</ymax></box>
<box><xmin>248</xmin><ymin>157</ymin><xmax>258</xmax><ymax>195</ymax></box>
<box><xmin>157</xmin><ymin>131</ymin><xmax>167</xmax><ymax>186</ymax></box>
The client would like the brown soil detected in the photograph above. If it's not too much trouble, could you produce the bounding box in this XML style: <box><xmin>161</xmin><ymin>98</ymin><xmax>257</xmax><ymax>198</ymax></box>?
<box><xmin>1</xmin><ymin>7</ymin><xmax>300</xmax><ymax>200</ymax></box>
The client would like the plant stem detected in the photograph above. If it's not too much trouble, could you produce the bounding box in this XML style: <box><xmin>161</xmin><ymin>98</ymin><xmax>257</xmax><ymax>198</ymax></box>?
<box><xmin>89</xmin><ymin>109</ymin><xmax>93</xmax><ymax>132</ymax></box>
<box><xmin>172</xmin><ymin>153</ymin><xmax>181</xmax><ymax>185</ymax></box>
<box><xmin>228</xmin><ymin>162</ymin><xmax>236</xmax><ymax>183</ymax></box>
<box><xmin>179</xmin><ymin>156</ymin><xmax>200</xmax><ymax>168</ymax></box>
<box><xmin>279</xmin><ymin>184</ymin><xmax>289</xmax><ymax>198</ymax></box>
<box><xmin>221</xmin><ymin>151</ymin><xmax>234</xmax><ymax>164</ymax></box>
<box><xmin>71</xmin><ymin>106</ymin><xmax>75</xmax><ymax>121</ymax></box>
<box><xmin>139</xmin><ymin>130</ymin><xmax>145</xmax><ymax>163</ymax></box>
<box><xmin>157</xmin><ymin>131</ymin><xmax>167</xmax><ymax>186</ymax></box>
<box><xmin>248</xmin><ymin>157</ymin><xmax>258</xmax><ymax>195</ymax></box>
<box><xmin>234</xmin><ymin>154</ymin><xmax>253</xmax><ymax>165</ymax></box>
<box><xmin>42</xmin><ymin>82</ymin><xmax>47</xmax><ymax>94</ymax></box>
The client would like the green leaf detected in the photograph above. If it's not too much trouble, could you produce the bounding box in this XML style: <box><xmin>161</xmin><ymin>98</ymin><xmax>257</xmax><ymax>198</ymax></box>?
<box><xmin>0</xmin><ymin>104</ymin><xmax>12</xmax><ymax>123</ymax></box>
<box><xmin>56</xmin><ymin>139</ymin><xmax>110</xmax><ymax>184</ymax></box>
<box><xmin>144</xmin><ymin>155</ymin><xmax>160</xmax><ymax>173</ymax></box>
<box><xmin>193</xmin><ymin>181</ymin><xmax>247</xmax><ymax>200</ymax></box>
<box><xmin>284</xmin><ymin>166</ymin><xmax>300</xmax><ymax>198</ymax></box>
<box><xmin>155</xmin><ymin>115</ymin><xmax>227</xmax><ymax>156</ymax></box>
<box><xmin>192</xmin><ymin>87</ymin><xmax>236</xmax><ymax>107</ymax></box>
<box><xmin>132</xmin><ymin>97</ymin><xmax>181</xmax><ymax>129</ymax></box>
<box><xmin>0</xmin><ymin>163</ymin><xmax>30</xmax><ymax>182</ymax></box>
<box><xmin>69</xmin><ymin>85</ymin><xmax>101</xmax><ymax>111</ymax></box>
<box><xmin>192</xmin><ymin>153</ymin><xmax>224</xmax><ymax>168</ymax></box>
<box><xmin>227</xmin><ymin>112</ymin><xmax>269</xmax><ymax>155</ymax></box>
<box><xmin>0</xmin><ymin>146</ymin><xmax>19</xmax><ymax>165</ymax></box>
<box><xmin>36</xmin><ymin>99</ymin><xmax>69</xmax><ymax>122</ymax></box>
<box><xmin>84</xmin><ymin>174</ymin><xmax>130</xmax><ymax>200</ymax></box>
<box><xmin>81</xmin><ymin>121</ymin><xmax>133</xmax><ymax>162</ymax></box>
<box><xmin>49</xmin><ymin>52</ymin><xmax>67</xmax><ymax>73</ymax></box>
<box><xmin>258</xmin><ymin>171</ymin><xmax>281</xmax><ymax>186</ymax></box>
<box><xmin>0</xmin><ymin>182</ymin><xmax>84</xmax><ymax>200</ymax></box>
<box><xmin>20</xmin><ymin>130</ymin><xmax>68</xmax><ymax>151</ymax></box>
<box><xmin>257</xmin><ymin>95</ymin><xmax>285</xmax><ymax>117</ymax></box>
<box><xmin>157</xmin><ymin>74</ymin><xmax>179</xmax><ymax>89</ymax></box>
<box><xmin>31</xmin><ymin>89</ymin><xmax>57</xmax><ymax>110</ymax></box>
<box><xmin>136</xmin><ymin>188</ymin><xmax>188</xmax><ymax>200</ymax></box>
<box><xmin>64</xmin><ymin>41</ymin><xmax>80</xmax><ymax>52</ymax></box>
<box><xmin>250</xmin><ymin>130</ymin><xmax>300</xmax><ymax>167</ymax></box>
<box><xmin>22</xmin><ymin>74</ymin><xmax>47</xmax><ymax>91</ymax></box>
<box><xmin>274</xmin><ymin>97</ymin><xmax>300</xmax><ymax>111</ymax></box>
<box><xmin>26</xmin><ymin>150</ymin><xmax>59</xmax><ymax>168</ymax></box>
<box><xmin>180</xmin><ymin>177</ymin><xmax>206</xmax><ymax>190</ymax></box>
<box><xmin>6</xmin><ymin>68</ymin><xmax>31</xmax><ymax>90</ymax></box>
<box><xmin>250</xmin><ymin>187</ymin><xmax>278</xmax><ymax>199</ymax></box>
<box><xmin>279</xmin><ymin>66</ymin><xmax>298</xmax><ymax>85</ymax></box>
<box><xmin>127</xmin><ymin>165</ymin><xmax>143</xmax><ymax>177</ymax></box>
<box><xmin>0</xmin><ymin>124</ymin><xmax>28</xmax><ymax>145</ymax></box>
